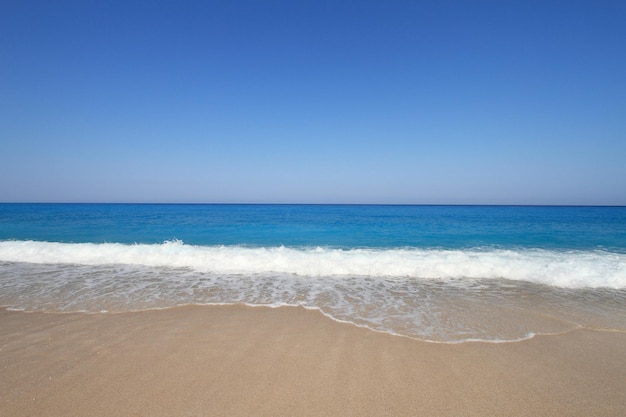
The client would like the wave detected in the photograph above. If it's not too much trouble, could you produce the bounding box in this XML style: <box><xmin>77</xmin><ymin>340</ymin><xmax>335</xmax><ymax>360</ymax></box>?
<box><xmin>1</xmin><ymin>240</ymin><xmax>624</xmax><ymax>289</ymax></box>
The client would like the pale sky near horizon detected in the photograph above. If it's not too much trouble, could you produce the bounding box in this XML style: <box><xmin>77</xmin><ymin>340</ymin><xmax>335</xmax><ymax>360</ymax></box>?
<box><xmin>1</xmin><ymin>1</ymin><xmax>625</xmax><ymax>205</ymax></box>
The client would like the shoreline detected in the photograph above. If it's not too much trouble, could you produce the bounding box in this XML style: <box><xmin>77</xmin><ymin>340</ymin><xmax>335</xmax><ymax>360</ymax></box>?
<box><xmin>1</xmin><ymin>305</ymin><xmax>625</xmax><ymax>416</ymax></box>
<box><xmin>0</xmin><ymin>302</ymin><xmax>587</xmax><ymax>345</ymax></box>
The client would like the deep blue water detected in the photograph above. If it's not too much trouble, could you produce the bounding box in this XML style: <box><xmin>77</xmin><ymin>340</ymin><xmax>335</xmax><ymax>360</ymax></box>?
<box><xmin>1</xmin><ymin>203</ymin><xmax>625</xmax><ymax>251</ymax></box>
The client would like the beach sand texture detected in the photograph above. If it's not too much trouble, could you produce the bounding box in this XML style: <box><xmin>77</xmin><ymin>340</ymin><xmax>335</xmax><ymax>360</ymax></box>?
<box><xmin>1</xmin><ymin>305</ymin><xmax>624</xmax><ymax>417</ymax></box>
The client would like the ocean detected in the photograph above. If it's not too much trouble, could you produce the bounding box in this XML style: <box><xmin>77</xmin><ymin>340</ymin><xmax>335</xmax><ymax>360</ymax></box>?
<box><xmin>1</xmin><ymin>203</ymin><xmax>625</xmax><ymax>343</ymax></box>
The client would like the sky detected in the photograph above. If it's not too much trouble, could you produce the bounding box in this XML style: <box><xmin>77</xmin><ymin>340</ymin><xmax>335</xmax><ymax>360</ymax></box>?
<box><xmin>1</xmin><ymin>0</ymin><xmax>625</xmax><ymax>204</ymax></box>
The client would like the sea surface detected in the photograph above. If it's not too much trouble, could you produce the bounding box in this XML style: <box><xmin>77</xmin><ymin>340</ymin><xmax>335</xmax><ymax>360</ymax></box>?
<box><xmin>1</xmin><ymin>203</ymin><xmax>625</xmax><ymax>342</ymax></box>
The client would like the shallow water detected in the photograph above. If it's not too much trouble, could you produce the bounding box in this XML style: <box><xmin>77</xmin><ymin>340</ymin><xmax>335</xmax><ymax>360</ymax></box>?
<box><xmin>1</xmin><ymin>257</ymin><xmax>624</xmax><ymax>342</ymax></box>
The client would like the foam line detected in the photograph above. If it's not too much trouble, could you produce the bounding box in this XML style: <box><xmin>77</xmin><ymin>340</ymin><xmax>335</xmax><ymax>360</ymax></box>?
<box><xmin>1</xmin><ymin>240</ymin><xmax>624</xmax><ymax>289</ymax></box>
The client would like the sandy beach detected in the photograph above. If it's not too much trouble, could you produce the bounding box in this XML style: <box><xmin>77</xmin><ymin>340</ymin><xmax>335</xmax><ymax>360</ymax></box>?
<box><xmin>1</xmin><ymin>305</ymin><xmax>624</xmax><ymax>417</ymax></box>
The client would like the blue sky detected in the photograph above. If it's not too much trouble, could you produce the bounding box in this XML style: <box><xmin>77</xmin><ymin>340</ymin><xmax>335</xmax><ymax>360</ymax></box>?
<box><xmin>1</xmin><ymin>0</ymin><xmax>625</xmax><ymax>204</ymax></box>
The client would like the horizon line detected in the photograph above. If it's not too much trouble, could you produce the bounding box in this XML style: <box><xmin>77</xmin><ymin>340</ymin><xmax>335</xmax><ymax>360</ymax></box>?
<box><xmin>1</xmin><ymin>202</ymin><xmax>625</xmax><ymax>208</ymax></box>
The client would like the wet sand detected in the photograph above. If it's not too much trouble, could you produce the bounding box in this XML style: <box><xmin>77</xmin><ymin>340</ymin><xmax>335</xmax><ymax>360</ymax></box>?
<box><xmin>1</xmin><ymin>305</ymin><xmax>624</xmax><ymax>416</ymax></box>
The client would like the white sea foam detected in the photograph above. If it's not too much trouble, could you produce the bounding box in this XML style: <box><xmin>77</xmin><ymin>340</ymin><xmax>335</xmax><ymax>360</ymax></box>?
<box><xmin>2</xmin><ymin>241</ymin><xmax>626</xmax><ymax>342</ymax></box>
<box><xmin>0</xmin><ymin>240</ymin><xmax>624</xmax><ymax>289</ymax></box>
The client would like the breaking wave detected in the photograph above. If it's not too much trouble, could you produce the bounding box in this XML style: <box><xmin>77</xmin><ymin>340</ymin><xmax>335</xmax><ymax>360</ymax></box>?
<box><xmin>1</xmin><ymin>239</ymin><xmax>624</xmax><ymax>289</ymax></box>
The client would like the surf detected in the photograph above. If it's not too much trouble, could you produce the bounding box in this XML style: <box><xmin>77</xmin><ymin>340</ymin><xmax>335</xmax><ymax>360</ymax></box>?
<box><xmin>0</xmin><ymin>239</ymin><xmax>624</xmax><ymax>289</ymax></box>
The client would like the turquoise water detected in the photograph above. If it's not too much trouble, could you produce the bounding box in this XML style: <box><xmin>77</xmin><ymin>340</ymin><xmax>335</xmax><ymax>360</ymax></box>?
<box><xmin>1</xmin><ymin>204</ymin><xmax>625</xmax><ymax>342</ymax></box>
<box><xmin>2</xmin><ymin>203</ymin><xmax>625</xmax><ymax>249</ymax></box>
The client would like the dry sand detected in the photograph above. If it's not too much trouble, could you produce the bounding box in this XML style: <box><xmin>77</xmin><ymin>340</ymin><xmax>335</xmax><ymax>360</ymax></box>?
<box><xmin>1</xmin><ymin>305</ymin><xmax>624</xmax><ymax>417</ymax></box>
